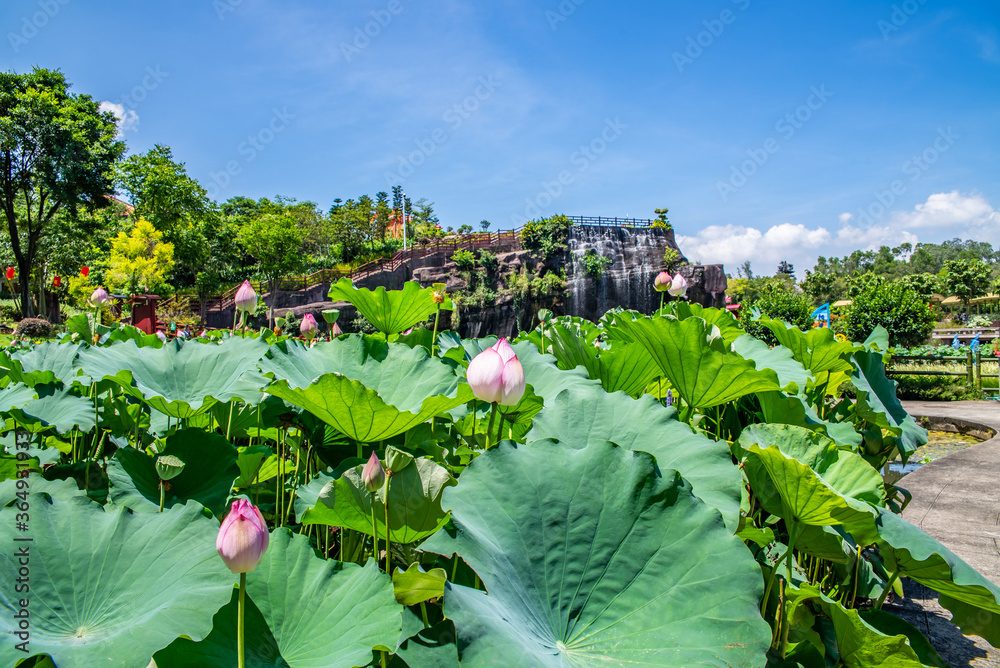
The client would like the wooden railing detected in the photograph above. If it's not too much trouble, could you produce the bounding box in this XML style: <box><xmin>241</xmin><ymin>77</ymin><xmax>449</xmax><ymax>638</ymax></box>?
<box><xmin>167</xmin><ymin>215</ymin><xmax>659</xmax><ymax>316</ymax></box>
<box><xmin>932</xmin><ymin>327</ymin><xmax>1000</xmax><ymax>342</ymax></box>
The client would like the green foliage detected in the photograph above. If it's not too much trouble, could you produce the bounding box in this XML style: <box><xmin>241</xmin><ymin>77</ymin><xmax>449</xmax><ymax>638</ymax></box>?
<box><xmin>450</xmin><ymin>249</ymin><xmax>476</xmax><ymax>271</ymax></box>
<box><xmin>843</xmin><ymin>274</ymin><xmax>935</xmax><ymax>347</ymax></box>
<box><xmin>742</xmin><ymin>280</ymin><xmax>814</xmax><ymax>344</ymax></box>
<box><xmin>942</xmin><ymin>258</ymin><xmax>992</xmax><ymax>313</ymax></box>
<box><xmin>580</xmin><ymin>249</ymin><xmax>612</xmax><ymax>280</ymax></box>
<box><xmin>893</xmin><ymin>374</ymin><xmax>976</xmax><ymax>401</ymax></box>
<box><xmin>897</xmin><ymin>272</ymin><xmax>940</xmax><ymax>301</ymax></box>
<box><xmin>652</xmin><ymin>207</ymin><xmax>672</xmax><ymax>230</ymax></box>
<box><xmin>520</xmin><ymin>214</ymin><xmax>571</xmax><ymax>260</ymax></box>
<box><xmin>477</xmin><ymin>249</ymin><xmax>498</xmax><ymax>273</ymax></box>
<box><xmin>662</xmin><ymin>247</ymin><xmax>682</xmax><ymax>272</ymax></box>
<box><xmin>13</xmin><ymin>317</ymin><xmax>53</xmax><ymax>339</ymax></box>
<box><xmin>106</xmin><ymin>218</ymin><xmax>175</xmax><ymax>296</ymax></box>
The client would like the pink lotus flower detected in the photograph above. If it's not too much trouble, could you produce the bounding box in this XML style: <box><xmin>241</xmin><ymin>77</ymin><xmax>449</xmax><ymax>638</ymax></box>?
<box><xmin>653</xmin><ymin>271</ymin><xmax>672</xmax><ymax>292</ymax></box>
<box><xmin>90</xmin><ymin>286</ymin><xmax>110</xmax><ymax>306</ymax></box>
<box><xmin>234</xmin><ymin>280</ymin><xmax>257</xmax><ymax>314</ymax></box>
<box><xmin>466</xmin><ymin>338</ymin><xmax>525</xmax><ymax>406</ymax></box>
<box><xmin>362</xmin><ymin>452</ymin><xmax>386</xmax><ymax>493</ymax></box>
<box><xmin>216</xmin><ymin>498</ymin><xmax>270</xmax><ymax>574</ymax></box>
<box><xmin>668</xmin><ymin>273</ymin><xmax>688</xmax><ymax>298</ymax></box>
<box><xmin>331</xmin><ymin>322</ymin><xmax>343</xmax><ymax>337</ymax></box>
<box><xmin>300</xmin><ymin>313</ymin><xmax>318</xmax><ymax>340</ymax></box>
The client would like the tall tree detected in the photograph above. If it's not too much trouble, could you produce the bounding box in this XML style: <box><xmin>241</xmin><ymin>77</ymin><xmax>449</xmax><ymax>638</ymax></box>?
<box><xmin>942</xmin><ymin>258</ymin><xmax>992</xmax><ymax>316</ymax></box>
<box><xmin>0</xmin><ymin>67</ymin><xmax>123</xmax><ymax>316</ymax></box>
<box><xmin>115</xmin><ymin>145</ymin><xmax>210</xmax><ymax>236</ymax></box>
<box><xmin>375</xmin><ymin>191</ymin><xmax>391</xmax><ymax>244</ymax></box>
<box><xmin>236</xmin><ymin>213</ymin><xmax>304</xmax><ymax>327</ymax></box>
<box><xmin>106</xmin><ymin>219</ymin><xmax>175</xmax><ymax>296</ymax></box>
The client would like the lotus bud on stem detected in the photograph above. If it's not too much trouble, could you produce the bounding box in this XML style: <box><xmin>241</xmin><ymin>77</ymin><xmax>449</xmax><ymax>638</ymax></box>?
<box><xmin>466</xmin><ymin>339</ymin><xmax>525</xmax><ymax>448</ymax></box>
<box><xmin>217</xmin><ymin>498</ymin><xmax>270</xmax><ymax>668</ymax></box>
<box><xmin>653</xmin><ymin>271</ymin><xmax>671</xmax><ymax>312</ymax></box>
<box><xmin>430</xmin><ymin>283</ymin><xmax>447</xmax><ymax>357</ymax></box>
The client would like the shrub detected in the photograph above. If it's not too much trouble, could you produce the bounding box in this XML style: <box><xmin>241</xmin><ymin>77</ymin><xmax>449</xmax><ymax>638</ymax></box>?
<box><xmin>14</xmin><ymin>318</ymin><xmax>53</xmax><ymax>339</ymax></box>
<box><xmin>893</xmin><ymin>375</ymin><xmax>977</xmax><ymax>402</ymax></box>
<box><xmin>451</xmin><ymin>249</ymin><xmax>476</xmax><ymax>271</ymax></box>
<box><xmin>742</xmin><ymin>282</ymin><xmax>814</xmax><ymax>345</ymax></box>
<box><xmin>477</xmin><ymin>250</ymin><xmax>498</xmax><ymax>273</ymax></box>
<box><xmin>842</xmin><ymin>275</ymin><xmax>935</xmax><ymax>347</ymax></box>
<box><xmin>967</xmin><ymin>314</ymin><xmax>995</xmax><ymax>328</ymax></box>
<box><xmin>521</xmin><ymin>214</ymin><xmax>571</xmax><ymax>260</ymax></box>
<box><xmin>580</xmin><ymin>250</ymin><xmax>612</xmax><ymax>280</ymax></box>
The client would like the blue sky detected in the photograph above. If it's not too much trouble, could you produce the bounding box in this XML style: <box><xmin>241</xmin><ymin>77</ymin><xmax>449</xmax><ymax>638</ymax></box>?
<box><xmin>3</xmin><ymin>0</ymin><xmax>999</xmax><ymax>276</ymax></box>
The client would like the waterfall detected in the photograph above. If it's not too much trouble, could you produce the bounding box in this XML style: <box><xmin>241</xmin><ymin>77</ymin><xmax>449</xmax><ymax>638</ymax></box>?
<box><xmin>565</xmin><ymin>226</ymin><xmax>686</xmax><ymax>320</ymax></box>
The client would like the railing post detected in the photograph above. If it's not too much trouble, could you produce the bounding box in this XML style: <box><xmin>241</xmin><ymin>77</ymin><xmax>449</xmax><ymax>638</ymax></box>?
<box><xmin>976</xmin><ymin>349</ymin><xmax>982</xmax><ymax>391</ymax></box>
<box><xmin>967</xmin><ymin>350</ymin><xmax>974</xmax><ymax>384</ymax></box>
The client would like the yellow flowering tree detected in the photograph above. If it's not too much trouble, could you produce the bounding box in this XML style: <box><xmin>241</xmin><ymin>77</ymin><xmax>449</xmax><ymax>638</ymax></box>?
<box><xmin>107</xmin><ymin>219</ymin><xmax>175</xmax><ymax>296</ymax></box>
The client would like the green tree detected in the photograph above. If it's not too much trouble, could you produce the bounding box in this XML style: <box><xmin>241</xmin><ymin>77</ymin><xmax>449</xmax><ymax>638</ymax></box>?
<box><xmin>742</xmin><ymin>279</ymin><xmax>814</xmax><ymax>345</ymax></box>
<box><xmin>896</xmin><ymin>273</ymin><xmax>939</xmax><ymax>302</ymax></box>
<box><xmin>374</xmin><ymin>191</ymin><xmax>391</xmax><ymax>244</ymax></box>
<box><xmin>412</xmin><ymin>198</ymin><xmax>439</xmax><ymax>233</ymax></box>
<box><xmin>115</xmin><ymin>145</ymin><xmax>210</xmax><ymax>236</ymax></box>
<box><xmin>843</xmin><ymin>274</ymin><xmax>934</xmax><ymax>346</ymax></box>
<box><xmin>106</xmin><ymin>219</ymin><xmax>175</xmax><ymax>296</ymax></box>
<box><xmin>942</xmin><ymin>258</ymin><xmax>991</xmax><ymax>316</ymax></box>
<box><xmin>480</xmin><ymin>219</ymin><xmax>491</xmax><ymax>232</ymax></box>
<box><xmin>0</xmin><ymin>67</ymin><xmax>124</xmax><ymax>316</ymax></box>
<box><xmin>236</xmin><ymin>213</ymin><xmax>304</xmax><ymax>326</ymax></box>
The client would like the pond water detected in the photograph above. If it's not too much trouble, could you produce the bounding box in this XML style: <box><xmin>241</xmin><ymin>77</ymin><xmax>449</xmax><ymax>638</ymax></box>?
<box><xmin>884</xmin><ymin>430</ymin><xmax>985</xmax><ymax>484</ymax></box>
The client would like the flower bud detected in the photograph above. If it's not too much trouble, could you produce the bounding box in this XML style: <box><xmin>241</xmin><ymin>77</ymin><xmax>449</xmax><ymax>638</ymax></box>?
<box><xmin>362</xmin><ymin>452</ymin><xmax>386</xmax><ymax>492</ymax></box>
<box><xmin>432</xmin><ymin>282</ymin><xmax>447</xmax><ymax>305</ymax></box>
<box><xmin>155</xmin><ymin>454</ymin><xmax>186</xmax><ymax>481</ymax></box>
<box><xmin>300</xmin><ymin>313</ymin><xmax>318</xmax><ymax>340</ymax></box>
<box><xmin>52</xmin><ymin>275</ymin><xmax>61</xmax><ymax>288</ymax></box>
<box><xmin>216</xmin><ymin>498</ymin><xmax>270</xmax><ymax>574</ymax></box>
<box><xmin>5</xmin><ymin>268</ymin><xmax>13</xmax><ymax>281</ymax></box>
<box><xmin>234</xmin><ymin>280</ymin><xmax>258</xmax><ymax>314</ymax></box>
<box><xmin>654</xmin><ymin>271</ymin><xmax>672</xmax><ymax>293</ymax></box>
<box><xmin>466</xmin><ymin>338</ymin><xmax>526</xmax><ymax>406</ymax></box>
<box><xmin>331</xmin><ymin>322</ymin><xmax>343</xmax><ymax>337</ymax></box>
<box><xmin>156</xmin><ymin>331</ymin><xmax>167</xmax><ymax>343</ymax></box>
<box><xmin>90</xmin><ymin>286</ymin><xmax>110</xmax><ymax>306</ymax></box>
<box><xmin>668</xmin><ymin>273</ymin><xmax>688</xmax><ymax>298</ymax></box>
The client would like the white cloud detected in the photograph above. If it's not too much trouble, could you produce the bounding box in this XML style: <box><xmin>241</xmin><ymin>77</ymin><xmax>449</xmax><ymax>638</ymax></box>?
<box><xmin>99</xmin><ymin>101</ymin><xmax>139</xmax><ymax>136</ymax></box>
<box><xmin>889</xmin><ymin>190</ymin><xmax>999</xmax><ymax>232</ymax></box>
<box><xmin>678</xmin><ymin>191</ymin><xmax>1000</xmax><ymax>279</ymax></box>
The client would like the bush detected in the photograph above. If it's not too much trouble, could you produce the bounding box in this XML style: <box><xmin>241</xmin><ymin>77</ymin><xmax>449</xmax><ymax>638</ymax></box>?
<box><xmin>581</xmin><ymin>250</ymin><xmax>612</xmax><ymax>280</ymax></box>
<box><xmin>893</xmin><ymin>375</ymin><xmax>977</xmax><ymax>402</ymax></box>
<box><xmin>967</xmin><ymin>314</ymin><xmax>995</xmax><ymax>328</ymax></box>
<box><xmin>843</xmin><ymin>275</ymin><xmax>934</xmax><ymax>347</ymax></box>
<box><xmin>451</xmin><ymin>249</ymin><xmax>476</xmax><ymax>271</ymax></box>
<box><xmin>477</xmin><ymin>250</ymin><xmax>498</xmax><ymax>273</ymax></box>
<box><xmin>14</xmin><ymin>318</ymin><xmax>53</xmax><ymax>339</ymax></box>
<box><xmin>521</xmin><ymin>214</ymin><xmax>571</xmax><ymax>260</ymax></box>
<box><xmin>742</xmin><ymin>282</ymin><xmax>814</xmax><ymax>345</ymax></box>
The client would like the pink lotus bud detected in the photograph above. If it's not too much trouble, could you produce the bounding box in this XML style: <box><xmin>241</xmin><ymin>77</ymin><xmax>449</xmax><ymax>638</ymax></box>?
<box><xmin>331</xmin><ymin>322</ymin><xmax>343</xmax><ymax>337</ymax></box>
<box><xmin>466</xmin><ymin>338</ymin><xmax>526</xmax><ymax>406</ymax></box>
<box><xmin>156</xmin><ymin>331</ymin><xmax>167</xmax><ymax>343</ymax></box>
<box><xmin>216</xmin><ymin>498</ymin><xmax>270</xmax><ymax>574</ymax></box>
<box><xmin>90</xmin><ymin>286</ymin><xmax>110</xmax><ymax>306</ymax></box>
<box><xmin>235</xmin><ymin>280</ymin><xmax>257</xmax><ymax>313</ymax></box>
<box><xmin>653</xmin><ymin>271</ymin><xmax>672</xmax><ymax>292</ymax></box>
<box><xmin>300</xmin><ymin>313</ymin><xmax>318</xmax><ymax>340</ymax></box>
<box><xmin>362</xmin><ymin>452</ymin><xmax>386</xmax><ymax>493</ymax></box>
<box><xmin>668</xmin><ymin>273</ymin><xmax>688</xmax><ymax>298</ymax></box>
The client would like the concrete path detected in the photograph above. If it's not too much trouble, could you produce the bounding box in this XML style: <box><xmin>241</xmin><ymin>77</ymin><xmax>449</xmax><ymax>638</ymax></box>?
<box><xmin>900</xmin><ymin>401</ymin><xmax>1000</xmax><ymax>586</ymax></box>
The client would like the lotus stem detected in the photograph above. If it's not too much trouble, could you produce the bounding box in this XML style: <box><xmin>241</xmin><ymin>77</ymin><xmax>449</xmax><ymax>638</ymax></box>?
<box><xmin>431</xmin><ymin>306</ymin><xmax>441</xmax><ymax>357</ymax></box>
<box><xmin>420</xmin><ymin>601</ymin><xmax>430</xmax><ymax>628</ymax></box>
<box><xmin>384</xmin><ymin>478</ymin><xmax>391</xmax><ymax>574</ymax></box>
<box><xmin>238</xmin><ymin>572</ymin><xmax>246</xmax><ymax>668</ymax></box>
<box><xmin>849</xmin><ymin>546</ymin><xmax>863</xmax><ymax>608</ymax></box>
<box><xmin>875</xmin><ymin>571</ymin><xmax>899</xmax><ymax>610</ymax></box>
<box><xmin>486</xmin><ymin>403</ymin><xmax>498</xmax><ymax>449</ymax></box>
<box><xmin>779</xmin><ymin>579</ymin><xmax>790</xmax><ymax>655</ymax></box>
<box><xmin>380</xmin><ymin>650</ymin><xmax>388</xmax><ymax>667</ymax></box>
<box><xmin>371</xmin><ymin>506</ymin><xmax>378</xmax><ymax>567</ymax></box>
<box><xmin>659</xmin><ymin>293</ymin><xmax>664</xmax><ymax>312</ymax></box>
<box><xmin>763</xmin><ymin>530</ymin><xmax>798</xmax><ymax>621</ymax></box>
<box><xmin>158</xmin><ymin>482</ymin><xmax>165</xmax><ymax>513</ymax></box>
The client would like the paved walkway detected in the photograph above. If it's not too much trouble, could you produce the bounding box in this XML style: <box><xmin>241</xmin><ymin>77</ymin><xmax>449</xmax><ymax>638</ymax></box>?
<box><xmin>900</xmin><ymin>401</ymin><xmax>1000</xmax><ymax>586</ymax></box>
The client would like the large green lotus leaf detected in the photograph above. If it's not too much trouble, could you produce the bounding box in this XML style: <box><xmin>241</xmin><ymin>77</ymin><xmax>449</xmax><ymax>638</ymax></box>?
<box><xmin>860</xmin><ymin>610</ymin><xmax>949</xmax><ymax>668</ymax></box>
<box><xmin>743</xmin><ymin>443</ymin><xmax>879</xmax><ymax>545</ymax></box>
<box><xmin>738</xmin><ymin>424</ymin><xmax>884</xmax><ymax>506</ymax></box>
<box><xmin>260</xmin><ymin>335</ymin><xmax>463</xmax><ymax>407</ymax></box>
<box><xmin>0</xmin><ymin>496</ymin><xmax>234</xmax><ymax>668</ymax></box>
<box><xmin>0</xmin><ymin>384</ymin><xmax>38</xmax><ymax>413</ymax></box>
<box><xmin>759</xmin><ymin>317</ymin><xmax>856</xmax><ymax>375</ymax></box>
<box><xmin>7</xmin><ymin>388</ymin><xmax>96</xmax><ymax>434</ymax></box>
<box><xmin>393</xmin><ymin>608</ymin><xmax>459</xmax><ymax>668</ymax></box>
<box><xmin>302</xmin><ymin>456</ymin><xmax>455</xmax><ymax>544</ymax></box>
<box><xmin>756</xmin><ymin>391</ymin><xmax>862</xmax><ymax>449</ymax></box>
<box><xmin>659</xmin><ymin>301</ymin><xmax>746</xmax><ymax>344</ymax></box>
<box><xmin>785</xmin><ymin>583</ymin><xmax>929</xmax><ymax>667</ymax></box>
<box><xmin>732</xmin><ymin>334</ymin><xmax>812</xmax><ymax>392</ymax></box>
<box><xmin>108</xmin><ymin>429</ymin><xmax>239</xmax><ymax>515</ymax></box>
<box><xmin>543</xmin><ymin>323</ymin><xmax>660</xmax><ymax>398</ymax></box>
<box><xmin>527</xmin><ymin>387</ymin><xmax>741</xmax><ymax>532</ymax></box>
<box><xmin>873</xmin><ymin>507</ymin><xmax>1000</xmax><ymax>645</ymax></box>
<box><xmin>268</xmin><ymin>373</ymin><xmax>472</xmax><ymax>442</ymax></box>
<box><xmin>421</xmin><ymin>440</ymin><xmax>771</xmax><ymax>667</ymax></box>
<box><xmin>9</xmin><ymin>342</ymin><xmax>87</xmax><ymax>387</ymax></box>
<box><xmin>155</xmin><ymin>530</ymin><xmax>402</xmax><ymax>668</ymax></box>
<box><xmin>851</xmin><ymin>351</ymin><xmax>927</xmax><ymax>462</ymax></box>
<box><xmin>76</xmin><ymin>337</ymin><xmax>271</xmax><ymax>418</ymax></box>
<box><xmin>613</xmin><ymin>315</ymin><xmax>781</xmax><ymax>409</ymax></box>
<box><xmin>508</xmin><ymin>340</ymin><xmax>604</xmax><ymax>399</ymax></box>
<box><xmin>328</xmin><ymin>278</ymin><xmax>449</xmax><ymax>335</ymax></box>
